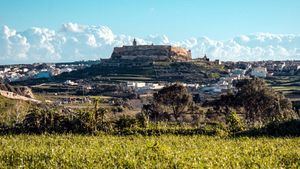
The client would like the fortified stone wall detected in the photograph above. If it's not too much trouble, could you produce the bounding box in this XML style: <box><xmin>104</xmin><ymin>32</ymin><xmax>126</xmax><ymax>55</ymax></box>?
<box><xmin>111</xmin><ymin>45</ymin><xmax>191</xmax><ymax>61</ymax></box>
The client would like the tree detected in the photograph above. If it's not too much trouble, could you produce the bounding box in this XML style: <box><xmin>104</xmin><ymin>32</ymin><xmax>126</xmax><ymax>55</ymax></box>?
<box><xmin>142</xmin><ymin>103</ymin><xmax>164</xmax><ymax>122</ymax></box>
<box><xmin>92</xmin><ymin>98</ymin><xmax>109</xmax><ymax>131</ymax></box>
<box><xmin>235</xmin><ymin>78</ymin><xmax>296</xmax><ymax>126</ymax></box>
<box><xmin>210</xmin><ymin>78</ymin><xmax>297</xmax><ymax>128</ymax></box>
<box><xmin>149</xmin><ymin>83</ymin><xmax>194</xmax><ymax>122</ymax></box>
<box><xmin>22</xmin><ymin>106</ymin><xmax>62</xmax><ymax>133</ymax></box>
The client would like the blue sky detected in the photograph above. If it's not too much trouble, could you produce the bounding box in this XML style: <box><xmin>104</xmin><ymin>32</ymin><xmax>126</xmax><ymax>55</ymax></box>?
<box><xmin>1</xmin><ymin>0</ymin><xmax>300</xmax><ymax>64</ymax></box>
<box><xmin>0</xmin><ymin>0</ymin><xmax>300</xmax><ymax>40</ymax></box>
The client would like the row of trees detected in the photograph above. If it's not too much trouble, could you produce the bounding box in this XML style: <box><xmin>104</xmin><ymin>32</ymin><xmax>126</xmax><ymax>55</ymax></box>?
<box><xmin>142</xmin><ymin>78</ymin><xmax>298</xmax><ymax>131</ymax></box>
<box><xmin>213</xmin><ymin>78</ymin><xmax>297</xmax><ymax>127</ymax></box>
<box><xmin>0</xmin><ymin>78</ymin><xmax>298</xmax><ymax>135</ymax></box>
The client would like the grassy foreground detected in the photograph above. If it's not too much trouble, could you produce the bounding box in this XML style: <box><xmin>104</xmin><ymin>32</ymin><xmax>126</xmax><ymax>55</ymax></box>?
<box><xmin>0</xmin><ymin>135</ymin><xmax>299</xmax><ymax>168</ymax></box>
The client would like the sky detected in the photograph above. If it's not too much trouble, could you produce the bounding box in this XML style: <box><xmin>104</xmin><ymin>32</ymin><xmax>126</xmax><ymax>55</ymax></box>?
<box><xmin>0</xmin><ymin>0</ymin><xmax>300</xmax><ymax>64</ymax></box>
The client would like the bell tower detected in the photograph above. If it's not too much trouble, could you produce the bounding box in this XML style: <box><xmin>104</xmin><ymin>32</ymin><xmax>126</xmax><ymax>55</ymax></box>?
<box><xmin>133</xmin><ymin>38</ymin><xmax>137</xmax><ymax>46</ymax></box>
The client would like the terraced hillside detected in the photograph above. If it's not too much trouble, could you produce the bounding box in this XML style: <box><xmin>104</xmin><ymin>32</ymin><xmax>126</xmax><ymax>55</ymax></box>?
<box><xmin>57</xmin><ymin>60</ymin><xmax>225</xmax><ymax>84</ymax></box>
<box><xmin>268</xmin><ymin>76</ymin><xmax>300</xmax><ymax>111</ymax></box>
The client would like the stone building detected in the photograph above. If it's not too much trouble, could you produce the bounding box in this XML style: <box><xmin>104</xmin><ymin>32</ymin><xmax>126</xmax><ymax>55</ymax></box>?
<box><xmin>110</xmin><ymin>39</ymin><xmax>192</xmax><ymax>61</ymax></box>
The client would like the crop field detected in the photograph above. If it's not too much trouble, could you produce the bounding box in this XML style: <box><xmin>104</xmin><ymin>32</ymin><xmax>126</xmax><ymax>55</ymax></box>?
<box><xmin>0</xmin><ymin>135</ymin><xmax>299</xmax><ymax>168</ymax></box>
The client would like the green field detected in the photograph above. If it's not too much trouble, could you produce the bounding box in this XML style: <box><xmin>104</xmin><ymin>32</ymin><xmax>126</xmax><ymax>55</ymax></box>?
<box><xmin>0</xmin><ymin>135</ymin><xmax>299</xmax><ymax>168</ymax></box>
<box><xmin>271</xmin><ymin>86</ymin><xmax>300</xmax><ymax>91</ymax></box>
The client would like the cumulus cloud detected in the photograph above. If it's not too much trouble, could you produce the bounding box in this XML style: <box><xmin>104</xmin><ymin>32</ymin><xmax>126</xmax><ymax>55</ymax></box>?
<box><xmin>0</xmin><ymin>23</ymin><xmax>300</xmax><ymax>64</ymax></box>
<box><xmin>0</xmin><ymin>26</ymin><xmax>30</xmax><ymax>62</ymax></box>
<box><xmin>176</xmin><ymin>33</ymin><xmax>300</xmax><ymax>61</ymax></box>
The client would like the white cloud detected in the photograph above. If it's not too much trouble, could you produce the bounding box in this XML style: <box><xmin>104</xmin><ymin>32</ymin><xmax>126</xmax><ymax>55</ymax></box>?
<box><xmin>0</xmin><ymin>23</ymin><xmax>300</xmax><ymax>64</ymax></box>
<box><xmin>61</xmin><ymin>23</ymin><xmax>86</xmax><ymax>33</ymax></box>
<box><xmin>145</xmin><ymin>35</ymin><xmax>170</xmax><ymax>44</ymax></box>
<box><xmin>177</xmin><ymin>34</ymin><xmax>300</xmax><ymax>61</ymax></box>
<box><xmin>0</xmin><ymin>26</ymin><xmax>30</xmax><ymax>62</ymax></box>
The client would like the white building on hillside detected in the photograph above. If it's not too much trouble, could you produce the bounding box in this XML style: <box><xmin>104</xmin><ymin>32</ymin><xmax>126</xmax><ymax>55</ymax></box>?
<box><xmin>251</xmin><ymin>67</ymin><xmax>268</xmax><ymax>78</ymax></box>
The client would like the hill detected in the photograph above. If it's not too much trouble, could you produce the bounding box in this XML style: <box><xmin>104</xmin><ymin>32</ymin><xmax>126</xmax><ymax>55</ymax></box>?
<box><xmin>57</xmin><ymin>59</ymin><xmax>225</xmax><ymax>84</ymax></box>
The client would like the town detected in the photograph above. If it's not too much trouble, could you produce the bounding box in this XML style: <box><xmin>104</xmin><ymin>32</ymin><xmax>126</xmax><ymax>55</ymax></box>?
<box><xmin>1</xmin><ymin>40</ymin><xmax>299</xmax><ymax>114</ymax></box>
<box><xmin>0</xmin><ymin>60</ymin><xmax>100</xmax><ymax>82</ymax></box>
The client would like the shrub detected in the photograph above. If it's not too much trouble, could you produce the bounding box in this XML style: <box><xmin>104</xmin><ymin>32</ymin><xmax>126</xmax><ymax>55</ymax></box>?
<box><xmin>112</xmin><ymin>106</ymin><xmax>124</xmax><ymax>113</ymax></box>
<box><xmin>263</xmin><ymin>120</ymin><xmax>300</xmax><ymax>137</ymax></box>
<box><xmin>226</xmin><ymin>111</ymin><xmax>245</xmax><ymax>133</ymax></box>
<box><xmin>136</xmin><ymin>112</ymin><xmax>149</xmax><ymax>128</ymax></box>
<box><xmin>115</xmin><ymin>115</ymin><xmax>138</xmax><ymax>130</ymax></box>
<box><xmin>236</xmin><ymin>120</ymin><xmax>300</xmax><ymax>137</ymax></box>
